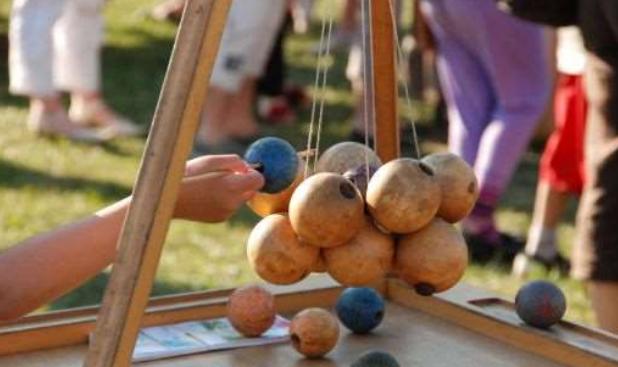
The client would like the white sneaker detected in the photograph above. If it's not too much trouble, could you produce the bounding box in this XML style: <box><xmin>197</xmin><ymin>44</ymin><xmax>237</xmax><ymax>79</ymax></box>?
<box><xmin>69</xmin><ymin>99</ymin><xmax>144</xmax><ymax>139</ymax></box>
<box><xmin>27</xmin><ymin>106</ymin><xmax>107</xmax><ymax>144</ymax></box>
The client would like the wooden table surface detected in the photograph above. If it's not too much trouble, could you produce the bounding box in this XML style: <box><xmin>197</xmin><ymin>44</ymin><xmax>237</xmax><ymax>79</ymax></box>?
<box><xmin>0</xmin><ymin>300</ymin><xmax>566</xmax><ymax>366</ymax></box>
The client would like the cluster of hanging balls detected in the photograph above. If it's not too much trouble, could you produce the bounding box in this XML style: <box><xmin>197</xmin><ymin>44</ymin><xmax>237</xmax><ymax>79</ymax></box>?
<box><xmin>244</xmin><ymin>137</ymin><xmax>479</xmax><ymax>296</ymax></box>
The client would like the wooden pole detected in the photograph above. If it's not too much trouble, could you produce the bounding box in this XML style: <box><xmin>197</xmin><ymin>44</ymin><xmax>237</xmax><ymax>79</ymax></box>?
<box><xmin>370</xmin><ymin>0</ymin><xmax>400</xmax><ymax>162</ymax></box>
<box><xmin>83</xmin><ymin>1</ymin><xmax>232</xmax><ymax>366</ymax></box>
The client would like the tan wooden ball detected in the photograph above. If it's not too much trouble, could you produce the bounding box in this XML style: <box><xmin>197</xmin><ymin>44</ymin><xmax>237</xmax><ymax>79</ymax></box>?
<box><xmin>422</xmin><ymin>152</ymin><xmax>478</xmax><ymax>223</ymax></box>
<box><xmin>227</xmin><ymin>285</ymin><xmax>276</xmax><ymax>337</ymax></box>
<box><xmin>248</xmin><ymin>158</ymin><xmax>308</xmax><ymax>217</ymax></box>
<box><xmin>396</xmin><ymin>219</ymin><xmax>468</xmax><ymax>296</ymax></box>
<box><xmin>247</xmin><ymin>214</ymin><xmax>319</xmax><ymax>285</ymax></box>
<box><xmin>366</xmin><ymin>158</ymin><xmax>441</xmax><ymax>234</ymax></box>
<box><xmin>324</xmin><ymin>217</ymin><xmax>395</xmax><ymax>286</ymax></box>
<box><xmin>289</xmin><ymin>308</ymin><xmax>340</xmax><ymax>358</ymax></box>
<box><xmin>289</xmin><ymin>172</ymin><xmax>365</xmax><ymax>248</ymax></box>
<box><xmin>316</xmin><ymin>142</ymin><xmax>382</xmax><ymax>174</ymax></box>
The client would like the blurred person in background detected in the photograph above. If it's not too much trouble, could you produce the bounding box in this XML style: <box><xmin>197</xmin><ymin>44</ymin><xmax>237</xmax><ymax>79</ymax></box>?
<box><xmin>419</xmin><ymin>0</ymin><xmax>552</xmax><ymax>263</ymax></box>
<box><xmin>512</xmin><ymin>27</ymin><xmax>587</xmax><ymax>278</ymax></box>
<box><xmin>499</xmin><ymin>0</ymin><xmax>618</xmax><ymax>334</ymax></box>
<box><xmin>9</xmin><ymin>0</ymin><xmax>142</xmax><ymax>142</ymax></box>
<box><xmin>194</xmin><ymin>0</ymin><xmax>288</xmax><ymax>154</ymax></box>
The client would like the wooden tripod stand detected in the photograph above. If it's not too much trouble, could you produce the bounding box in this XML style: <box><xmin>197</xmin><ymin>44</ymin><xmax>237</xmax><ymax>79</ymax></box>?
<box><xmin>84</xmin><ymin>1</ymin><xmax>399</xmax><ymax>365</ymax></box>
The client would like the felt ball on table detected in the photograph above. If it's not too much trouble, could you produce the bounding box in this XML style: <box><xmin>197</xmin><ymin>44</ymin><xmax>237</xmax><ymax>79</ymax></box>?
<box><xmin>289</xmin><ymin>172</ymin><xmax>365</xmax><ymax>248</ymax></box>
<box><xmin>247</xmin><ymin>214</ymin><xmax>319</xmax><ymax>285</ymax></box>
<box><xmin>247</xmin><ymin>157</ymin><xmax>307</xmax><ymax>217</ymax></box>
<box><xmin>366</xmin><ymin>158</ymin><xmax>441</xmax><ymax>234</ymax></box>
<box><xmin>422</xmin><ymin>152</ymin><xmax>478</xmax><ymax>223</ymax></box>
<box><xmin>396</xmin><ymin>219</ymin><xmax>468</xmax><ymax>296</ymax></box>
<box><xmin>515</xmin><ymin>280</ymin><xmax>566</xmax><ymax>329</ymax></box>
<box><xmin>244</xmin><ymin>136</ymin><xmax>299</xmax><ymax>194</ymax></box>
<box><xmin>335</xmin><ymin>287</ymin><xmax>385</xmax><ymax>334</ymax></box>
<box><xmin>351</xmin><ymin>350</ymin><xmax>401</xmax><ymax>367</ymax></box>
<box><xmin>316</xmin><ymin>141</ymin><xmax>382</xmax><ymax>174</ymax></box>
<box><xmin>324</xmin><ymin>217</ymin><xmax>394</xmax><ymax>286</ymax></box>
<box><xmin>289</xmin><ymin>308</ymin><xmax>340</xmax><ymax>358</ymax></box>
<box><xmin>227</xmin><ymin>285</ymin><xmax>276</xmax><ymax>337</ymax></box>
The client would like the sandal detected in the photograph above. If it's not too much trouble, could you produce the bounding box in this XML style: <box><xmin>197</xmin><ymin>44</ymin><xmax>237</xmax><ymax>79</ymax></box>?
<box><xmin>69</xmin><ymin>99</ymin><xmax>144</xmax><ymax>139</ymax></box>
<box><xmin>27</xmin><ymin>107</ymin><xmax>106</xmax><ymax>144</ymax></box>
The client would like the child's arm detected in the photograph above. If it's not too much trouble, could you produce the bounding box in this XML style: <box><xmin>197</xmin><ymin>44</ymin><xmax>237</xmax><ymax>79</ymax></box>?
<box><xmin>0</xmin><ymin>155</ymin><xmax>264</xmax><ymax>320</ymax></box>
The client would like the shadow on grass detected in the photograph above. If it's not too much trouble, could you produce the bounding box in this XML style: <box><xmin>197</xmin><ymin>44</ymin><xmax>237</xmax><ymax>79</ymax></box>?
<box><xmin>49</xmin><ymin>272</ymin><xmax>197</xmax><ymax>310</ymax></box>
<box><xmin>0</xmin><ymin>159</ymin><xmax>131</xmax><ymax>200</ymax></box>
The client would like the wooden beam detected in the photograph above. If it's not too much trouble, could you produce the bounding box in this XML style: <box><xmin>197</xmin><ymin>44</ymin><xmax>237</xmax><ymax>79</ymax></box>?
<box><xmin>370</xmin><ymin>0</ymin><xmax>400</xmax><ymax>162</ymax></box>
<box><xmin>83</xmin><ymin>1</ymin><xmax>232</xmax><ymax>366</ymax></box>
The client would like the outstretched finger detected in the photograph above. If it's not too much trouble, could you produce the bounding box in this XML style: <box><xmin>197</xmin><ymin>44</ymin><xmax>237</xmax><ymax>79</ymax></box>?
<box><xmin>224</xmin><ymin>170</ymin><xmax>265</xmax><ymax>193</ymax></box>
<box><xmin>185</xmin><ymin>155</ymin><xmax>249</xmax><ymax>177</ymax></box>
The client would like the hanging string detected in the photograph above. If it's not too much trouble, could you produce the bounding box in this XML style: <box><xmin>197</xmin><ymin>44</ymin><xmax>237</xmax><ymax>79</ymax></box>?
<box><xmin>304</xmin><ymin>5</ymin><xmax>329</xmax><ymax>178</ymax></box>
<box><xmin>311</xmin><ymin>5</ymin><xmax>335</xmax><ymax>173</ymax></box>
<box><xmin>360</xmin><ymin>0</ymin><xmax>371</xmax><ymax>180</ymax></box>
<box><xmin>387</xmin><ymin>0</ymin><xmax>421</xmax><ymax>159</ymax></box>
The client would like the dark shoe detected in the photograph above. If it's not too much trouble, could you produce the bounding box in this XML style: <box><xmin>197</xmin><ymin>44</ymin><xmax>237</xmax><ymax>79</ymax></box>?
<box><xmin>464</xmin><ymin>231</ymin><xmax>525</xmax><ymax>265</ymax></box>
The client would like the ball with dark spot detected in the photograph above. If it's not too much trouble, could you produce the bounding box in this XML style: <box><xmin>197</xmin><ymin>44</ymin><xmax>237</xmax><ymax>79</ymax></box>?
<box><xmin>351</xmin><ymin>350</ymin><xmax>400</xmax><ymax>367</ymax></box>
<box><xmin>244</xmin><ymin>137</ymin><xmax>299</xmax><ymax>193</ymax></box>
<box><xmin>343</xmin><ymin>164</ymin><xmax>380</xmax><ymax>199</ymax></box>
<box><xmin>336</xmin><ymin>287</ymin><xmax>385</xmax><ymax>334</ymax></box>
<box><xmin>515</xmin><ymin>280</ymin><xmax>566</xmax><ymax>329</ymax></box>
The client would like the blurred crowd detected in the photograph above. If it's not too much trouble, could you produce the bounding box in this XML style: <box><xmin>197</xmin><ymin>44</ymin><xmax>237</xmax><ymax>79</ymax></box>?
<box><xmin>4</xmin><ymin>0</ymin><xmax>618</xmax><ymax>333</ymax></box>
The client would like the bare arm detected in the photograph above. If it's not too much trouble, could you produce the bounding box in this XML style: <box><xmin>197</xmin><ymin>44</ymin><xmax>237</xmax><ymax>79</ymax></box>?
<box><xmin>0</xmin><ymin>155</ymin><xmax>264</xmax><ymax>320</ymax></box>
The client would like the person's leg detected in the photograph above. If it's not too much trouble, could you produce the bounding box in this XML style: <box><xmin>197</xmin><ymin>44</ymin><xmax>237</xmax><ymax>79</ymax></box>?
<box><xmin>512</xmin><ymin>181</ymin><xmax>569</xmax><ymax>277</ymax></box>
<box><xmin>574</xmin><ymin>0</ymin><xmax>618</xmax><ymax>334</ymax></box>
<box><xmin>9</xmin><ymin>0</ymin><xmax>66</xmax><ymax>97</ymax></box>
<box><xmin>468</xmin><ymin>7</ymin><xmax>551</xmax><ymax>244</ymax></box>
<box><xmin>53</xmin><ymin>0</ymin><xmax>140</xmax><ymax>138</ymax></box>
<box><xmin>588</xmin><ymin>282</ymin><xmax>618</xmax><ymax>333</ymax></box>
<box><xmin>199</xmin><ymin>0</ymin><xmax>286</xmax><ymax>147</ymax></box>
<box><xmin>419</xmin><ymin>0</ymin><xmax>493</xmax><ymax>167</ymax></box>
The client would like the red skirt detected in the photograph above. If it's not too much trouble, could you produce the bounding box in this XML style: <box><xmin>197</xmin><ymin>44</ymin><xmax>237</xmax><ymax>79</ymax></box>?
<box><xmin>539</xmin><ymin>74</ymin><xmax>587</xmax><ymax>195</ymax></box>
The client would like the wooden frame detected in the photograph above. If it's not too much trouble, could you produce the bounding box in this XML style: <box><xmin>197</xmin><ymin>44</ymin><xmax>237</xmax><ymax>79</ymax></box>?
<box><xmin>83</xmin><ymin>0</ymin><xmax>401</xmax><ymax>366</ymax></box>
<box><xmin>1</xmin><ymin>276</ymin><xmax>617</xmax><ymax>366</ymax></box>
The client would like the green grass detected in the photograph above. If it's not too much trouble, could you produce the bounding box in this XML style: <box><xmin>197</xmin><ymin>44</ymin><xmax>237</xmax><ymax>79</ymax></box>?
<box><xmin>0</xmin><ymin>0</ymin><xmax>594</xmax><ymax>327</ymax></box>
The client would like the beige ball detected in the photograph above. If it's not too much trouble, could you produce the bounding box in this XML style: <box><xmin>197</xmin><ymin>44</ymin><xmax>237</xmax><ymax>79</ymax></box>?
<box><xmin>247</xmin><ymin>214</ymin><xmax>319</xmax><ymax>285</ymax></box>
<box><xmin>289</xmin><ymin>173</ymin><xmax>365</xmax><ymax>247</ymax></box>
<box><xmin>324</xmin><ymin>217</ymin><xmax>395</xmax><ymax>286</ymax></box>
<box><xmin>366</xmin><ymin>158</ymin><xmax>441</xmax><ymax>234</ymax></box>
<box><xmin>289</xmin><ymin>308</ymin><xmax>340</xmax><ymax>358</ymax></box>
<box><xmin>227</xmin><ymin>285</ymin><xmax>276</xmax><ymax>337</ymax></box>
<box><xmin>247</xmin><ymin>159</ymin><xmax>308</xmax><ymax>217</ymax></box>
<box><xmin>422</xmin><ymin>152</ymin><xmax>478</xmax><ymax>223</ymax></box>
<box><xmin>316</xmin><ymin>142</ymin><xmax>382</xmax><ymax>174</ymax></box>
<box><xmin>396</xmin><ymin>219</ymin><xmax>468</xmax><ymax>296</ymax></box>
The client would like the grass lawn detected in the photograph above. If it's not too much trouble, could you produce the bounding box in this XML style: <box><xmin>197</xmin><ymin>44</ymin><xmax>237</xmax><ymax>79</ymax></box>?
<box><xmin>0</xmin><ymin>0</ymin><xmax>594</xmax><ymax>327</ymax></box>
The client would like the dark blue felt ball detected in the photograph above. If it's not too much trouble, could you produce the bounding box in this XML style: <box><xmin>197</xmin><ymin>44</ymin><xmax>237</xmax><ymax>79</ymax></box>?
<box><xmin>336</xmin><ymin>287</ymin><xmax>385</xmax><ymax>334</ymax></box>
<box><xmin>515</xmin><ymin>280</ymin><xmax>566</xmax><ymax>329</ymax></box>
<box><xmin>244</xmin><ymin>137</ymin><xmax>299</xmax><ymax>194</ymax></box>
<box><xmin>351</xmin><ymin>350</ymin><xmax>400</xmax><ymax>367</ymax></box>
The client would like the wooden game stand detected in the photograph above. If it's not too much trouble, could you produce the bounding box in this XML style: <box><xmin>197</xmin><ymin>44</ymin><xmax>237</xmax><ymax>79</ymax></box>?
<box><xmin>0</xmin><ymin>0</ymin><xmax>617</xmax><ymax>366</ymax></box>
<box><xmin>1</xmin><ymin>277</ymin><xmax>618</xmax><ymax>366</ymax></box>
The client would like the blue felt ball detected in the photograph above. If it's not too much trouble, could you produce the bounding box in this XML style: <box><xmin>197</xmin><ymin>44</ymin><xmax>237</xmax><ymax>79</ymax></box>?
<box><xmin>515</xmin><ymin>280</ymin><xmax>566</xmax><ymax>329</ymax></box>
<box><xmin>336</xmin><ymin>287</ymin><xmax>385</xmax><ymax>334</ymax></box>
<box><xmin>244</xmin><ymin>137</ymin><xmax>299</xmax><ymax>194</ymax></box>
<box><xmin>351</xmin><ymin>350</ymin><xmax>400</xmax><ymax>367</ymax></box>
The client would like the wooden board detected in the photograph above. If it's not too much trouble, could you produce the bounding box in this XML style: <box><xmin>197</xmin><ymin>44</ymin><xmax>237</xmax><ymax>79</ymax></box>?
<box><xmin>1</xmin><ymin>276</ymin><xmax>616</xmax><ymax>367</ymax></box>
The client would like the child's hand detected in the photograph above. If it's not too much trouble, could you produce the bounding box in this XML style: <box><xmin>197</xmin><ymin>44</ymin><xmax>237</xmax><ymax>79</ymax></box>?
<box><xmin>175</xmin><ymin>155</ymin><xmax>265</xmax><ymax>222</ymax></box>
